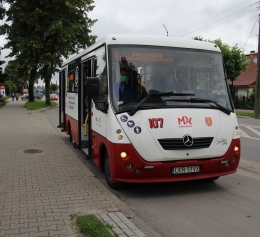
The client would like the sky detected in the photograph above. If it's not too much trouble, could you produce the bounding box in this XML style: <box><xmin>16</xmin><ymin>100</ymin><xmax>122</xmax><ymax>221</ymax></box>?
<box><xmin>0</xmin><ymin>0</ymin><xmax>259</xmax><ymax>84</ymax></box>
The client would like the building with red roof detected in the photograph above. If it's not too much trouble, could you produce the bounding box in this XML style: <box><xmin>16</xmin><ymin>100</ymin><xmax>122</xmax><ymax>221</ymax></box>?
<box><xmin>232</xmin><ymin>51</ymin><xmax>257</xmax><ymax>98</ymax></box>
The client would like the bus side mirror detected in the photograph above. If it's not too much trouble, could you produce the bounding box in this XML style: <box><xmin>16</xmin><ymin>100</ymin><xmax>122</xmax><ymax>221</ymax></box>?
<box><xmin>86</xmin><ymin>77</ymin><xmax>100</xmax><ymax>98</ymax></box>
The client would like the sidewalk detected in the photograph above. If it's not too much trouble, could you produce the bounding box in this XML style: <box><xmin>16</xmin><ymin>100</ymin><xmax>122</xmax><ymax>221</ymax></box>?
<box><xmin>0</xmin><ymin>100</ymin><xmax>161</xmax><ymax>237</ymax></box>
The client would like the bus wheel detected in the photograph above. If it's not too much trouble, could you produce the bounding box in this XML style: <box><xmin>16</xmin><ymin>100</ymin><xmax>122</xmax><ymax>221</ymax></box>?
<box><xmin>104</xmin><ymin>154</ymin><xmax>125</xmax><ymax>190</ymax></box>
<box><xmin>73</xmin><ymin>142</ymin><xmax>80</xmax><ymax>149</ymax></box>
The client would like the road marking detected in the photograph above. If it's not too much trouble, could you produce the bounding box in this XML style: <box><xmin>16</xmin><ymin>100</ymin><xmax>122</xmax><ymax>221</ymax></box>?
<box><xmin>239</xmin><ymin>128</ymin><xmax>250</xmax><ymax>138</ymax></box>
<box><xmin>239</xmin><ymin>124</ymin><xmax>249</xmax><ymax>127</ymax></box>
<box><xmin>239</xmin><ymin>128</ymin><xmax>260</xmax><ymax>140</ymax></box>
<box><xmin>239</xmin><ymin>124</ymin><xmax>260</xmax><ymax>129</ymax></box>
<box><xmin>246</xmin><ymin>126</ymin><xmax>260</xmax><ymax>136</ymax></box>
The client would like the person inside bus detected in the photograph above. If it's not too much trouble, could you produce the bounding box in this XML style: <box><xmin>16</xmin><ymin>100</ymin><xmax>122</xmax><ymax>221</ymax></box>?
<box><xmin>137</xmin><ymin>75</ymin><xmax>147</xmax><ymax>98</ymax></box>
<box><xmin>165</xmin><ymin>68</ymin><xmax>184</xmax><ymax>93</ymax></box>
<box><xmin>113</xmin><ymin>68</ymin><xmax>137</xmax><ymax>101</ymax></box>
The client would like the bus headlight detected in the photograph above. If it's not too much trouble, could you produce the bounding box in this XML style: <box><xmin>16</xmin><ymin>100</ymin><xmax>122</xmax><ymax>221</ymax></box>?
<box><xmin>120</xmin><ymin>152</ymin><xmax>127</xmax><ymax>158</ymax></box>
<box><xmin>234</xmin><ymin>146</ymin><xmax>239</xmax><ymax>152</ymax></box>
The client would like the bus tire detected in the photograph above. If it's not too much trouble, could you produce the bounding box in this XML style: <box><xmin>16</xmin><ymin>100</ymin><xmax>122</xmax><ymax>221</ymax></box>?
<box><xmin>104</xmin><ymin>154</ymin><xmax>125</xmax><ymax>190</ymax></box>
<box><xmin>73</xmin><ymin>142</ymin><xmax>80</xmax><ymax>149</ymax></box>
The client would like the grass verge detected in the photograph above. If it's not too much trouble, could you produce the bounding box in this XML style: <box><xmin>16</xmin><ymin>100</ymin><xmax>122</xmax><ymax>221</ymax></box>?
<box><xmin>76</xmin><ymin>214</ymin><xmax>117</xmax><ymax>237</ymax></box>
<box><xmin>25</xmin><ymin>99</ymin><xmax>57</xmax><ymax>110</ymax></box>
<box><xmin>236</xmin><ymin>111</ymin><xmax>260</xmax><ymax>119</ymax></box>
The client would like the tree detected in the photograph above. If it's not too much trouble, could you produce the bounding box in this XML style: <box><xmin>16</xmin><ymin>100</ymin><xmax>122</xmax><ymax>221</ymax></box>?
<box><xmin>0</xmin><ymin>0</ymin><xmax>97</xmax><ymax>105</ymax></box>
<box><xmin>4</xmin><ymin>60</ymin><xmax>25</xmax><ymax>93</ymax></box>
<box><xmin>50</xmin><ymin>82</ymin><xmax>58</xmax><ymax>93</ymax></box>
<box><xmin>3</xmin><ymin>80</ymin><xmax>16</xmax><ymax>96</ymax></box>
<box><xmin>0</xmin><ymin>2</ymin><xmax>5</xmax><ymax>22</ymax></box>
<box><xmin>194</xmin><ymin>37</ymin><xmax>249</xmax><ymax>84</ymax></box>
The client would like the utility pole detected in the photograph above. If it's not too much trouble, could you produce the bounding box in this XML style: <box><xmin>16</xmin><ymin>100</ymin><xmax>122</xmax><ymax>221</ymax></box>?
<box><xmin>254</xmin><ymin>13</ymin><xmax>260</xmax><ymax>118</ymax></box>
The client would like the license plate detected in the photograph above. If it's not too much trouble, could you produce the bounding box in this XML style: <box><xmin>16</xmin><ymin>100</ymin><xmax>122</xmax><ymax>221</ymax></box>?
<box><xmin>172</xmin><ymin>166</ymin><xmax>200</xmax><ymax>175</ymax></box>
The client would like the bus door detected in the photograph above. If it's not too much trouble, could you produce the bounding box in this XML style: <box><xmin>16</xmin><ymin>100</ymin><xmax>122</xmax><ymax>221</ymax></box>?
<box><xmin>80</xmin><ymin>60</ymin><xmax>93</xmax><ymax>155</ymax></box>
<box><xmin>59</xmin><ymin>69</ymin><xmax>66</xmax><ymax>132</ymax></box>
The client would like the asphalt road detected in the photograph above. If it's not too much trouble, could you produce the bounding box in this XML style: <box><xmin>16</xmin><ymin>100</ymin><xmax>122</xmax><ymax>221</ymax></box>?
<box><xmin>42</xmin><ymin>108</ymin><xmax>260</xmax><ymax>237</ymax></box>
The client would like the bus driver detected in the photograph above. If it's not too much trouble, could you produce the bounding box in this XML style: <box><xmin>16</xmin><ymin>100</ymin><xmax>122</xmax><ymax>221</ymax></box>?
<box><xmin>113</xmin><ymin>68</ymin><xmax>136</xmax><ymax>101</ymax></box>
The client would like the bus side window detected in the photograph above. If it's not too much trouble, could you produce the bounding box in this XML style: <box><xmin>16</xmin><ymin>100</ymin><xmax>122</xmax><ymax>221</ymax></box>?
<box><xmin>68</xmin><ymin>73</ymin><xmax>75</xmax><ymax>92</ymax></box>
<box><xmin>93</xmin><ymin>46</ymin><xmax>108</xmax><ymax>112</ymax></box>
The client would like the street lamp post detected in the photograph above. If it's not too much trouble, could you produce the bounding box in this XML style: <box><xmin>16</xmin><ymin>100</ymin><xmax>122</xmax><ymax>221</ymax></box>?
<box><xmin>254</xmin><ymin>14</ymin><xmax>260</xmax><ymax>118</ymax></box>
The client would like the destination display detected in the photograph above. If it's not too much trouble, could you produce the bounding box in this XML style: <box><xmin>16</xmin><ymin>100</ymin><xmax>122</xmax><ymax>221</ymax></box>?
<box><xmin>114</xmin><ymin>50</ymin><xmax>174</xmax><ymax>63</ymax></box>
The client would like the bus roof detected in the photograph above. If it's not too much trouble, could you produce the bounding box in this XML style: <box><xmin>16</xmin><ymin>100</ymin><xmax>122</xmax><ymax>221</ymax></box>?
<box><xmin>61</xmin><ymin>35</ymin><xmax>221</xmax><ymax>67</ymax></box>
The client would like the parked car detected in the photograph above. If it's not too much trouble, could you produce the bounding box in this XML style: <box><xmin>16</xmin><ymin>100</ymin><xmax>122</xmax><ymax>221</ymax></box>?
<box><xmin>21</xmin><ymin>93</ymin><xmax>42</xmax><ymax>99</ymax></box>
<box><xmin>50</xmin><ymin>94</ymin><xmax>58</xmax><ymax>101</ymax></box>
<box><xmin>37</xmin><ymin>92</ymin><xmax>44</xmax><ymax>98</ymax></box>
<box><xmin>21</xmin><ymin>94</ymin><xmax>29</xmax><ymax>99</ymax></box>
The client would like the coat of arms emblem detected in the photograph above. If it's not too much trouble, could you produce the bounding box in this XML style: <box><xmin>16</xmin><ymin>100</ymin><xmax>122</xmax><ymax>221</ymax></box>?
<box><xmin>205</xmin><ymin>117</ymin><xmax>212</xmax><ymax>126</ymax></box>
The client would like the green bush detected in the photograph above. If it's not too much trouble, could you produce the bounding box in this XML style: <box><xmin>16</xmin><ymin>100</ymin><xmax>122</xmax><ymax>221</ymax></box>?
<box><xmin>235</xmin><ymin>94</ymin><xmax>254</xmax><ymax>109</ymax></box>
<box><xmin>0</xmin><ymin>98</ymin><xmax>5</xmax><ymax>106</ymax></box>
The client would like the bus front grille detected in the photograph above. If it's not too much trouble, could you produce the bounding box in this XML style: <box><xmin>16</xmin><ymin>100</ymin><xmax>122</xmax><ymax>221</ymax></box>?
<box><xmin>158</xmin><ymin>137</ymin><xmax>214</xmax><ymax>150</ymax></box>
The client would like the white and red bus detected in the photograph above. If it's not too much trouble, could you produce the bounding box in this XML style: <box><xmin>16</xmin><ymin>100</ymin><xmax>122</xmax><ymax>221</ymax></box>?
<box><xmin>58</xmin><ymin>35</ymin><xmax>240</xmax><ymax>189</ymax></box>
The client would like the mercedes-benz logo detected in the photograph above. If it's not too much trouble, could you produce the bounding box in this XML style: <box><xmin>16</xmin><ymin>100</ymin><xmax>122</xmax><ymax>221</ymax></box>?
<box><xmin>183</xmin><ymin>134</ymin><xmax>193</xmax><ymax>147</ymax></box>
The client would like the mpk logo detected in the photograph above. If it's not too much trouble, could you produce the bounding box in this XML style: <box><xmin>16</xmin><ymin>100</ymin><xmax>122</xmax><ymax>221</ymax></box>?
<box><xmin>178</xmin><ymin>116</ymin><xmax>192</xmax><ymax>128</ymax></box>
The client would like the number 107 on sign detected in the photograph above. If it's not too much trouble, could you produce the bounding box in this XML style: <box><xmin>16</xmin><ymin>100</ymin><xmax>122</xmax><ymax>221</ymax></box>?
<box><xmin>148</xmin><ymin>118</ymin><xmax>163</xmax><ymax>128</ymax></box>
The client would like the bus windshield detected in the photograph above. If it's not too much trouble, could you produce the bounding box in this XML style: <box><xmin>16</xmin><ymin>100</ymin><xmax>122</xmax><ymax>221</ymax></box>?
<box><xmin>109</xmin><ymin>45</ymin><xmax>232</xmax><ymax>114</ymax></box>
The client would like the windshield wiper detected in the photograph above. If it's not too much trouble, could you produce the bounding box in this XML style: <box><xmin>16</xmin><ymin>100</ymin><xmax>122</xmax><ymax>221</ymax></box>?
<box><xmin>128</xmin><ymin>91</ymin><xmax>195</xmax><ymax>116</ymax></box>
<box><xmin>192</xmin><ymin>98</ymin><xmax>232</xmax><ymax>115</ymax></box>
<box><xmin>165</xmin><ymin>97</ymin><xmax>232</xmax><ymax>115</ymax></box>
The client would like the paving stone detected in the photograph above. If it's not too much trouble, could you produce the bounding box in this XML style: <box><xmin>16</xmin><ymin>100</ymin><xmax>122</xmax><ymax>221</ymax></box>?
<box><xmin>112</xmin><ymin>227</ymin><xmax>124</xmax><ymax>235</ymax></box>
<box><xmin>1</xmin><ymin>218</ymin><xmax>19</xmax><ymax>225</ymax></box>
<box><xmin>49</xmin><ymin>229</ymin><xmax>75</xmax><ymax>236</ymax></box>
<box><xmin>28</xmin><ymin>221</ymin><xmax>47</xmax><ymax>228</ymax></box>
<box><xmin>123</xmin><ymin>228</ymin><xmax>136</xmax><ymax>236</ymax></box>
<box><xmin>108</xmin><ymin>212</ymin><xmax>121</xmax><ymax>223</ymax></box>
<box><xmin>20</xmin><ymin>226</ymin><xmax>38</xmax><ymax>234</ymax></box>
<box><xmin>126</xmin><ymin>221</ymin><xmax>139</xmax><ymax>230</ymax></box>
<box><xmin>39</xmin><ymin>224</ymin><xmax>57</xmax><ymax>231</ymax></box>
<box><xmin>0</xmin><ymin>228</ymin><xmax>19</xmax><ymax>236</ymax></box>
<box><xmin>15</xmin><ymin>233</ymin><xmax>30</xmax><ymax>237</ymax></box>
<box><xmin>29</xmin><ymin>231</ymin><xmax>49</xmax><ymax>237</ymax></box>
<box><xmin>117</xmin><ymin>221</ymin><xmax>129</xmax><ymax>229</ymax></box>
<box><xmin>46</xmin><ymin>219</ymin><xmax>65</xmax><ymax>226</ymax></box>
<box><xmin>106</xmin><ymin>220</ymin><xmax>118</xmax><ymax>228</ymax></box>
<box><xmin>10</xmin><ymin>222</ymin><xmax>29</xmax><ymax>229</ymax></box>
<box><xmin>132</xmin><ymin>228</ymin><xmax>147</xmax><ymax>237</ymax></box>
<box><xmin>0</xmin><ymin>224</ymin><xmax>11</xmax><ymax>230</ymax></box>
<box><xmin>100</xmin><ymin>213</ymin><xmax>111</xmax><ymax>222</ymax></box>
